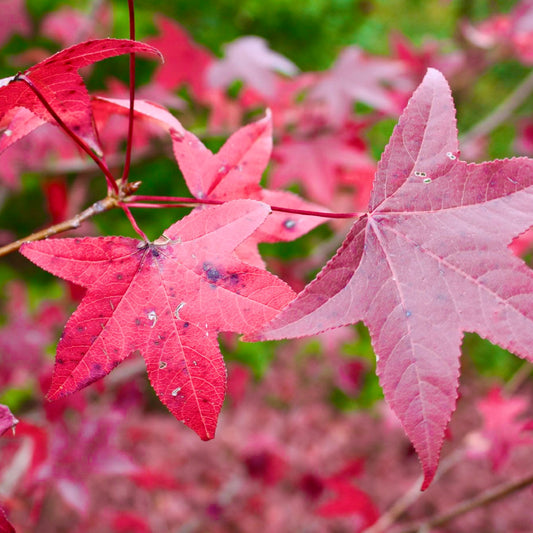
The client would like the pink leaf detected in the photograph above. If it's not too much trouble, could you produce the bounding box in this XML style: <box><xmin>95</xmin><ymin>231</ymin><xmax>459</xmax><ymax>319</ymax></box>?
<box><xmin>20</xmin><ymin>201</ymin><xmax>295</xmax><ymax>440</ymax></box>
<box><xmin>255</xmin><ymin>69</ymin><xmax>533</xmax><ymax>489</ymax></box>
<box><xmin>0</xmin><ymin>405</ymin><xmax>18</xmax><ymax>437</ymax></box>
<box><xmin>0</xmin><ymin>506</ymin><xmax>15</xmax><ymax>533</ymax></box>
<box><xmin>207</xmin><ymin>36</ymin><xmax>298</xmax><ymax>98</ymax></box>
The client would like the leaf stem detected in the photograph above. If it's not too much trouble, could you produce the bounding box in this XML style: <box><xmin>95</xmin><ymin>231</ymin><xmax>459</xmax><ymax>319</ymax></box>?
<box><xmin>14</xmin><ymin>74</ymin><xmax>119</xmax><ymax>195</ymax></box>
<box><xmin>0</xmin><ymin>197</ymin><xmax>118</xmax><ymax>257</ymax></box>
<box><xmin>128</xmin><ymin>195</ymin><xmax>364</xmax><ymax>219</ymax></box>
<box><xmin>118</xmin><ymin>203</ymin><xmax>149</xmax><ymax>241</ymax></box>
<box><xmin>120</xmin><ymin>0</ymin><xmax>137</xmax><ymax>185</ymax></box>
<box><xmin>393</xmin><ymin>470</ymin><xmax>533</xmax><ymax>533</ymax></box>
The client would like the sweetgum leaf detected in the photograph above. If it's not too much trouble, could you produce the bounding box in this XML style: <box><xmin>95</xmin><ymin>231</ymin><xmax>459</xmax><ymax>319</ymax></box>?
<box><xmin>20</xmin><ymin>201</ymin><xmax>295</xmax><ymax>440</ymax></box>
<box><xmin>255</xmin><ymin>69</ymin><xmax>533</xmax><ymax>489</ymax></box>
<box><xmin>0</xmin><ymin>39</ymin><xmax>161</xmax><ymax>154</ymax></box>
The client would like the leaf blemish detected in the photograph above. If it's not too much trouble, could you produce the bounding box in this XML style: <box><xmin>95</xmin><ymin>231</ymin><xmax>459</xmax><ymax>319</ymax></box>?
<box><xmin>423</xmin><ymin>177</ymin><xmax>432</xmax><ymax>184</ymax></box>
<box><xmin>446</xmin><ymin>152</ymin><xmax>457</xmax><ymax>160</ymax></box>
<box><xmin>283</xmin><ymin>219</ymin><xmax>297</xmax><ymax>230</ymax></box>
<box><xmin>159</xmin><ymin>361</ymin><xmax>167</xmax><ymax>369</ymax></box>
<box><xmin>147</xmin><ymin>310</ymin><xmax>157</xmax><ymax>328</ymax></box>
<box><xmin>174</xmin><ymin>301</ymin><xmax>186</xmax><ymax>319</ymax></box>
<box><xmin>171</xmin><ymin>387</ymin><xmax>181</xmax><ymax>396</ymax></box>
<box><xmin>414</xmin><ymin>171</ymin><xmax>427</xmax><ymax>178</ymax></box>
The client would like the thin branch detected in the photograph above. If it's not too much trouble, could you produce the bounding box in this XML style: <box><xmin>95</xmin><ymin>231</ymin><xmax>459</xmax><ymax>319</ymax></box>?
<box><xmin>0</xmin><ymin>197</ymin><xmax>118</xmax><ymax>257</ymax></box>
<box><xmin>362</xmin><ymin>451</ymin><xmax>463</xmax><ymax>533</ymax></box>
<box><xmin>13</xmin><ymin>74</ymin><xmax>119</xmax><ymax>195</ymax></box>
<box><xmin>120</xmin><ymin>0</ymin><xmax>137</xmax><ymax>185</ymax></box>
<box><xmin>460</xmin><ymin>69</ymin><xmax>533</xmax><ymax>147</ymax></box>
<box><xmin>394</xmin><ymin>470</ymin><xmax>533</xmax><ymax>533</ymax></box>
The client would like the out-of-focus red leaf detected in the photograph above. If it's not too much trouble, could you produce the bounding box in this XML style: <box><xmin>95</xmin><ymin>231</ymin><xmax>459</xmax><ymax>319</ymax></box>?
<box><xmin>0</xmin><ymin>405</ymin><xmax>18</xmax><ymax>437</ymax></box>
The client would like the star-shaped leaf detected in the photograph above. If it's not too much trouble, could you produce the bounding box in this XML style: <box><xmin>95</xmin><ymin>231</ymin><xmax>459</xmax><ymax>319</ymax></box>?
<box><xmin>20</xmin><ymin>200</ymin><xmax>295</xmax><ymax>440</ymax></box>
<box><xmin>0</xmin><ymin>39</ymin><xmax>161</xmax><ymax>154</ymax></box>
<box><xmin>255</xmin><ymin>69</ymin><xmax>533</xmax><ymax>489</ymax></box>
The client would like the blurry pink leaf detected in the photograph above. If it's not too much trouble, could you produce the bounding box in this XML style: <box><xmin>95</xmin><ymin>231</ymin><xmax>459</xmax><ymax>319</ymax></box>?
<box><xmin>208</xmin><ymin>36</ymin><xmax>298</xmax><ymax>98</ymax></box>
<box><xmin>309</xmin><ymin>46</ymin><xmax>405</xmax><ymax>122</ymax></box>
<box><xmin>0</xmin><ymin>405</ymin><xmax>18</xmax><ymax>437</ymax></box>
<box><xmin>256</xmin><ymin>69</ymin><xmax>533</xmax><ymax>489</ymax></box>
<box><xmin>41</xmin><ymin>4</ymin><xmax>111</xmax><ymax>47</ymax></box>
<box><xmin>271</xmin><ymin>132</ymin><xmax>376</xmax><ymax>206</ymax></box>
<box><xmin>0</xmin><ymin>0</ymin><xmax>30</xmax><ymax>47</ymax></box>
<box><xmin>146</xmin><ymin>15</ymin><xmax>213</xmax><ymax>99</ymax></box>
<box><xmin>470</xmin><ymin>388</ymin><xmax>533</xmax><ymax>470</ymax></box>
<box><xmin>316</xmin><ymin>479</ymin><xmax>379</xmax><ymax>529</ymax></box>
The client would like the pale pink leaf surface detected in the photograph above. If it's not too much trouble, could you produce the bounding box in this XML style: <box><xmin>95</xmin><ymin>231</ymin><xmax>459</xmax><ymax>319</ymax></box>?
<box><xmin>207</xmin><ymin>36</ymin><xmax>298</xmax><ymax>98</ymax></box>
<box><xmin>20</xmin><ymin>201</ymin><xmax>295</xmax><ymax>440</ymax></box>
<box><xmin>309</xmin><ymin>46</ymin><xmax>405</xmax><ymax>122</ymax></box>
<box><xmin>0</xmin><ymin>39</ymin><xmax>161</xmax><ymax>154</ymax></box>
<box><xmin>171</xmin><ymin>112</ymin><xmax>326</xmax><ymax>264</ymax></box>
<box><xmin>256</xmin><ymin>69</ymin><xmax>533</xmax><ymax>489</ymax></box>
<box><xmin>0</xmin><ymin>405</ymin><xmax>18</xmax><ymax>437</ymax></box>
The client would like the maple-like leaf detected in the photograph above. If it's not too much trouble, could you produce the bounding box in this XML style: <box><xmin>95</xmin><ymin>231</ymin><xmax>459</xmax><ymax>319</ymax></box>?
<box><xmin>0</xmin><ymin>39</ymin><xmax>161</xmax><ymax>154</ymax></box>
<box><xmin>171</xmin><ymin>111</ymin><xmax>327</xmax><ymax>267</ymax></box>
<box><xmin>20</xmin><ymin>200</ymin><xmax>295</xmax><ymax>440</ymax></box>
<box><xmin>207</xmin><ymin>36</ymin><xmax>298</xmax><ymax>98</ymax></box>
<box><xmin>254</xmin><ymin>68</ymin><xmax>533</xmax><ymax>489</ymax></box>
<box><xmin>0</xmin><ymin>405</ymin><xmax>18</xmax><ymax>437</ymax></box>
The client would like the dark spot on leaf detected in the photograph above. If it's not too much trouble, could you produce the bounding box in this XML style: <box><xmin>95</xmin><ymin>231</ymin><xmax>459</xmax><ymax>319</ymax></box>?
<box><xmin>203</xmin><ymin>262</ymin><xmax>221</xmax><ymax>283</ymax></box>
<box><xmin>116</xmin><ymin>273</ymin><xmax>123</xmax><ymax>280</ymax></box>
<box><xmin>151</xmin><ymin>248</ymin><xmax>160</xmax><ymax>257</ymax></box>
<box><xmin>183</xmin><ymin>322</ymin><xmax>189</xmax><ymax>328</ymax></box>
<box><xmin>135</xmin><ymin>318</ymin><xmax>141</xmax><ymax>326</ymax></box>
<box><xmin>91</xmin><ymin>362</ymin><xmax>102</xmax><ymax>373</ymax></box>
<box><xmin>76</xmin><ymin>325</ymin><xmax>84</xmax><ymax>331</ymax></box>
<box><xmin>75</xmin><ymin>238</ymin><xmax>81</xmax><ymax>244</ymax></box>
<box><xmin>56</xmin><ymin>357</ymin><xmax>64</xmax><ymax>365</ymax></box>
<box><xmin>229</xmin><ymin>273</ymin><xmax>240</xmax><ymax>285</ymax></box>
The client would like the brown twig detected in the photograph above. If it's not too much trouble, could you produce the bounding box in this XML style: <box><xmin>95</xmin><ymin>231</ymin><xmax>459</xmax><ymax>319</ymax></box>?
<box><xmin>460</xmin><ymin>69</ymin><xmax>533</xmax><ymax>147</ymax></box>
<box><xmin>394</xmin><ymin>470</ymin><xmax>533</xmax><ymax>533</ymax></box>
<box><xmin>0</xmin><ymin>196</ymin><xmax>118</xmax><ymax>257</ymax></box>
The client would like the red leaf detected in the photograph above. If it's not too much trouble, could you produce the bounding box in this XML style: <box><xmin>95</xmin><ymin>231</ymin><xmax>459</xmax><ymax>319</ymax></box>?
<box><xmin>0</xmin><ymin>39</ymin><xmax>161</xmax><ymax>154</ymax></box>
<box><xmin>316</xmin><ymin>479</ymin><xmax>379</xmax><ymax>528</ymax></box>
<box><xmin>0</xmin><ymin>405</ymin><xmax>18</xmax><ymax>437</ymax></box>
<box><xmin>20</xmin><ymin>200</ymin><xmax>295</xmax><ymax>440</ymax></box>
<box><xmin>0</xmin><ymin>506</ymin><xmax>15</xmax><ymax>533</ymax></box>
<box><xmin>256</xmin><ymin>69</ymin><xmax>533</xmax><ymax>489</ymax></box>
<box><xmin>145</xmin><ymin>15</ymin><xmax>213</xmax><ymax>99</ymax></box>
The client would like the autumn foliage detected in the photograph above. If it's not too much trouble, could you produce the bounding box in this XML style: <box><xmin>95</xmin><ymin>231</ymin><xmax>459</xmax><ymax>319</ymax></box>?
<box><xmin>1</xmin><ymin>1</ymin><xmax>533</xmax><ymax>532</ymax></box>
